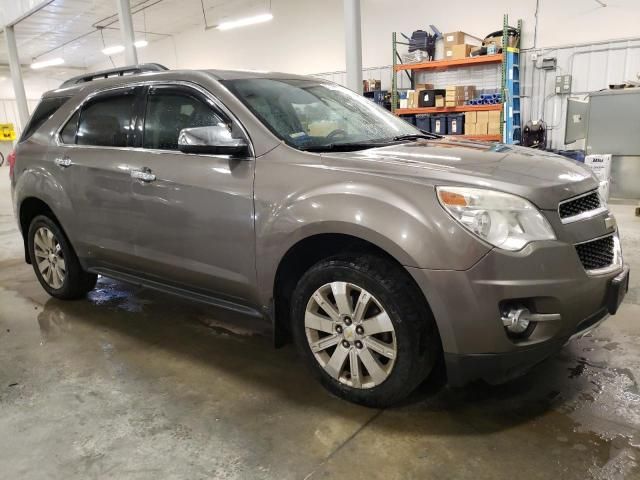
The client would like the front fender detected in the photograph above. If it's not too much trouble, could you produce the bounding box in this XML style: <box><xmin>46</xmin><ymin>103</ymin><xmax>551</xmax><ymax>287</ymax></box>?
<box><xmin>254</xmin><ymin>153</ymin><xmax>491</xmax><ymax>306</ymax></box>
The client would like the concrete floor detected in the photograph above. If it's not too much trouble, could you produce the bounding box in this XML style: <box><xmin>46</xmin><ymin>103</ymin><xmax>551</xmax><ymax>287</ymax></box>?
<box><xmin>1</xmin><ymin>170</ymin><xmax>639</xmax><ymax>480</ymax></box>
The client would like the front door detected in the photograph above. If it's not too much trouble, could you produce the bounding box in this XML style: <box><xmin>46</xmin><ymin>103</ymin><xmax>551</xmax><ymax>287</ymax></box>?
<box><xmin>126</xmin><ymin>84</ymin><xmax>256</xmax><ymax>304</ymax></box>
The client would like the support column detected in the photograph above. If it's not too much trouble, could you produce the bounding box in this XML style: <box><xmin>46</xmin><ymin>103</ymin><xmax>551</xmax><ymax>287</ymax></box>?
<box><xmin>4</xmin><ymin>25</ymin><xmax>29</xmax><ymax>128</ymax></box>
<box><xmin>116</xmin><ymin>0</ymin><xmax>138</xmax><ymax>65</ymax></box>
<box><xmin>343</xmin><ymin>0</ymin><xmax>363</xmax><ymax>94</ymax></box>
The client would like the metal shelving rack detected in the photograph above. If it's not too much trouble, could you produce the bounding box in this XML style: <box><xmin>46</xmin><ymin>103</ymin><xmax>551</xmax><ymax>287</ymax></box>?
<box><xmin>391</xmin><ymin>15</ymin><xmax>522</xmax><ymax>143</ymax></box>
<box><xmin>502</xmin><ymin>15</ymin><xmax>522</xmax><ymax>144</ymax></box>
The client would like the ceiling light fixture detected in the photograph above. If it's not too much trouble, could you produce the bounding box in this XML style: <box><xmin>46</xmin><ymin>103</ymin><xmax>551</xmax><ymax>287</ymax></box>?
<box><xmin>102</xmin><ymin>45</ymin><xmax>125</xmax><ymax>55</ymax></box>
<box><xmin>102</xmin><ymin>41</ymin><xmax>147</xmax><ymax>55</ymax></box>
<box><xmin>216</xmin><ymin>13</ymin><xmax>273</xmax><ymax>31</ymax></box>
<box><xmin>30</xmin><ymin>58</ymin><xmax>65</xmax><ymax>69</ymax></box>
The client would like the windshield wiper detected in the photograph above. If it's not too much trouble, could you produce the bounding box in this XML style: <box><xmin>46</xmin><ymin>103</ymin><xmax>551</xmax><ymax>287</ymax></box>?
<box><xmin>392</xmin><ymin>132</ymin><xmax>442</xmax><ymax>141</ymax></box>
<box><xmin>300</xmin><ymin>142</ymin><xmax>388</xmax><ymax>152</ymax></box>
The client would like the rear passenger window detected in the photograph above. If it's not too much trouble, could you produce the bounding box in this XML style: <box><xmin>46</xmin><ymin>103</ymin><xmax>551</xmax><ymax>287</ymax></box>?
<box><xmin>59</xmin><ymin>111</ymin><xmax>80</xmax><ymax>144</ymax></box>
<box><xmin>76</xmin><ymin>92</ymin><xmax>135</xmax><ymax>147</ymax></box>
<box><xmin>20</xmin><ymin>96</ymin><xmax>71</xmax><ymax>142</ymax></box>
<box><xmin>143</xmin><ymin>88</ymin><xmax>228</xmax><ymax>151</ymax></box>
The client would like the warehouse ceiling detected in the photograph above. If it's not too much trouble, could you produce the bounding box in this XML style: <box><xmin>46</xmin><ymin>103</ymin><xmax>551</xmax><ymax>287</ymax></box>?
<box><xmin>0</xmin><ymin>0</ymin><xmax>268</xmax><ymax>69</ymax></box>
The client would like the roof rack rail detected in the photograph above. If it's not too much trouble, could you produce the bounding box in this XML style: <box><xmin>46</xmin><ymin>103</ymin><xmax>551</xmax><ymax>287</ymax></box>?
<box><xmin>60</xmin><ymin>63</ymin><xmax>168</xmax><ymax>88</ymax></box>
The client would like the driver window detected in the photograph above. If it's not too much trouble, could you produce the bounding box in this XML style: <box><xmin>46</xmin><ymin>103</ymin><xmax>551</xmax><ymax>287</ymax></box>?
<box><xmin>143</xmin><ymin>88</ymin><xmax>229</xmax><ymax>151</ymax></box>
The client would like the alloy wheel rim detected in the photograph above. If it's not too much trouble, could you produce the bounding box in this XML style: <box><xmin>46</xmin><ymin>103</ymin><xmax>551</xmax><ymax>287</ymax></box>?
<box><xmin>304</xmin><ymin>282</ymin><xmax>397</xmax><ymax>389</ymax></box>
<box><xmin>33</xmin><ymin>227</ymin><xmax>66</xmax><ymax>289</ymax></box>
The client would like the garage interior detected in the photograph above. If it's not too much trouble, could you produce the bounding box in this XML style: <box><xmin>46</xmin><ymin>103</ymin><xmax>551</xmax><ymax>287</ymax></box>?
<box><xmin>1</xmin><ymin>0</ymin><xmax>640</xmax><ymax>478</ymax></box>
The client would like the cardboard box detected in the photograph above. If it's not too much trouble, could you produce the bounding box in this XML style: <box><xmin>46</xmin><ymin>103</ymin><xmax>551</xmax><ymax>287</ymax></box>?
<box><xmin>435</xmin><ymin>95</ymin><xmax>445</xmax><ymax>108</ymax></box>
<box><xmin>444</xmin><ymin>31</ymin><xmax>465</xmax><ymax>47</ymax></box>
<box><xmin>445</xmin><ymin>44</ymin><xmax>473</xmax><ymax>60</ymax></box>
<box><xmin>415</xmin><ymin>83</ymin><xmax>434</xmax><ymax>91</ymax></box>
<box><xmin>475</xmin><ymin>122</ymin><xmax>488</xmax><ymax>135</ymax></box>
<box><xmin>488</xmin><ymin>110</ymin><xmax>501</xmax><ymax>123</ymax></box>
<box><xmin>465</xmin><ymin>111</ymin><xmax>477</xmax><ymax>123</ymax></box>
<box><xmin>363</xmin><ymin>79</ymin><xmax>381</xmax><ymax>92</ymax></box>
<box><xmin>407</xmin><ymin>90</ymin><xmax>416</xmax><ymax>109</ymax></box>
<box><xmin>445</xmin><ymin>85</ymin><xmax>476</xmax><ymax>101</ymax></box>
<box><xmin>476</xmin><ymin>111</ymin><xmax>489</xmax><ymax>123</ymax></box>
<box><xmin>584</xmin><ymin>154</ymin><xmax>612</xmax><ymax>199</ymax></box>
<box><xmin>465</xmin><ymin>123</ymin><xmax>476</xmax><ymax>135</ymax></box>
<box><xmin>487</xmin><ymin>122</ymin><xmax>501</xmax><ymax>135</ymax></box>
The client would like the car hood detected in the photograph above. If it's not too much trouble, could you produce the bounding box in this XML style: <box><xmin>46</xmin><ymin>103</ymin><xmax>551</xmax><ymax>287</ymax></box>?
<box><xmin>321</xmin><ymin>138</ymin><xmax>598</xmax><ymax>210</ymax></box>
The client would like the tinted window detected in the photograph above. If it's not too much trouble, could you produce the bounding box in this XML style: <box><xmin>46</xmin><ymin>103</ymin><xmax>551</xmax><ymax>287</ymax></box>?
<box><xmin>20</xmin><ymin>96</ymin><xmax>71</xmax><ymax>141</ymax></box>
<box><xmin>77</xmin><ymin>92</ymin><xmax>135</xmax><ymax>147</ymax></box>
<box><xmin>143</xmin><ymin>88</ymin><xmax>227</xmax><ymax>151</ymax></box>
<box><xmin>59</xmin><ymin>111</ymin><xmax>80</xmax><ymax>144</ymax></box>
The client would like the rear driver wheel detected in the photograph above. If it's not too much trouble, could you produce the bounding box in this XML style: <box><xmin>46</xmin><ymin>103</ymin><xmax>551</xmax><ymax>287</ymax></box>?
<box><xmin>291</xmin><ymin>254</ymin><xmax>439</xmax><ymax>407</ymax></box>
<box><xmin>28</xmin><ymin>215</ymin><xmax>97</xmax><ymax>300</ymax></box>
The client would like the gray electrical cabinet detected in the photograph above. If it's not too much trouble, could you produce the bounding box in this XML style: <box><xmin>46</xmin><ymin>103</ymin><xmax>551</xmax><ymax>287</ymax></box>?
<box><xmin>565</xmin><ymin>88</ymin><xmax>640</xmax><ymax>199</ymax></box>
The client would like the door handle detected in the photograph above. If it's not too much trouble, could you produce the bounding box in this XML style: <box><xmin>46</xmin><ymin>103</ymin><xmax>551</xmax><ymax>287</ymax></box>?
<box><xmin>54</xmin><ymin>157</ymin><xmax>73</xmax><ymax>168</ymax></box>
<box><xmin>130</xmin><ymin>167</ymin><xmax>156</xmax><ymax>183</ymax></box>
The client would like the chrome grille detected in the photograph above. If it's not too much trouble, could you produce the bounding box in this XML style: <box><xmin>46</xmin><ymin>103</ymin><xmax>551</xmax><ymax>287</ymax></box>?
<box><xmin>575</xmin><ymin>235</ymin><xmax>615</xmax><ymax>271</ymax></box>
<box><xmin>559</xmin><ymin>191</ymin><xmax>601</xmax><ymax>221</ymax></box>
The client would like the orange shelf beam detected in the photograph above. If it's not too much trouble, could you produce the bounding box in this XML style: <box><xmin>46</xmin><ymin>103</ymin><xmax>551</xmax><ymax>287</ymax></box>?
<box><xmin>395</xmin><ymin>104</ymin><xmax>502</xmax><ymax>115</ymax></box>
<box><xmin>394</xmin><ymin>54</ymin><xmax>503</xmax><ymax>72</ymax></box>
<box><xmin>457</xmin><ymin>134</ymin><xmax>502</xmax><ymax>141</ymax></box>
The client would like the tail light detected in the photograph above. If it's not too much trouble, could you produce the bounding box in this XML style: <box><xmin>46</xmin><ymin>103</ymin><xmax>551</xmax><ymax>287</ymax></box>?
<box><xmin>7</xmin><ymin>149</ymin><xmax>16</xmax><ymax>180</ymax></box>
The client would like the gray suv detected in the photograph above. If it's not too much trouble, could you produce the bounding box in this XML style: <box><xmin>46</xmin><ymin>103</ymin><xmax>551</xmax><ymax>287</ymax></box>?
<box><xmin>10</xmin><ymin>64</ymin><xmax>630</xmax><ymax>407</ymax></box>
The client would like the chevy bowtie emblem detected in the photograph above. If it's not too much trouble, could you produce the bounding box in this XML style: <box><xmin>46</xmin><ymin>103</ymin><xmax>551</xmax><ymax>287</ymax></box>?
<box><xmin>605</xmin><ymin>216</ymin><xmax>617</xmax><ymax>230</ymax></box>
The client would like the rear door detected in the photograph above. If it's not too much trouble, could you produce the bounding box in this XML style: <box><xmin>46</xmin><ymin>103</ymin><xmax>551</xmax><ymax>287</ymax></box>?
<box><xmin>50</xmin><ymin>86</ymin><xmax>144</xmax><ymax>268</ymax></box>
<box><xmin>125</xmin><ymin>83</ymin><xmax>256</xmax><ymax>303</ymax></box>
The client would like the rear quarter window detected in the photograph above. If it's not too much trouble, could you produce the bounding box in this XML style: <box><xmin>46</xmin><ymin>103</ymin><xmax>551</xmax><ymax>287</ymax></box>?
<box><xmin>20</xmin><ymin>96</ymin><xmax>71</xmax><ymax>142</ymax></box>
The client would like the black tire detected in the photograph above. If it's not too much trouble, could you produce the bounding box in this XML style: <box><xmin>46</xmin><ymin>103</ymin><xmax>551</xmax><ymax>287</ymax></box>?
<box><xmin>291</xmin><ymin>254</ymin><xmax>440</xmax><ymax>408</ymax></box>
<box><xmin>27</xmin><ymin>215</ymin><xmax>97</xmax><ymax>300</ymax></box>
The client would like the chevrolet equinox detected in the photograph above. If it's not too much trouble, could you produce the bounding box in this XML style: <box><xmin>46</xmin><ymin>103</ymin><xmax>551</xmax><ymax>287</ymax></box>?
<box><xmin>9</xmin><ymin>64</ymin><xmax>630</xmax><ymax>407</ymax></box>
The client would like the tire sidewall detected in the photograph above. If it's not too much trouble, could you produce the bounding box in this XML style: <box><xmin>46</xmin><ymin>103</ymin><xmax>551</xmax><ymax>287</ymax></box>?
<box><xmin>27</xmin><ymin>215</ymin><xmax>78</xmax><ymax>298</ymax></box>
<box><xmin>291</xmin><ymin>257</ymin><xmax>434</xmax><ymax>407</ymax></box>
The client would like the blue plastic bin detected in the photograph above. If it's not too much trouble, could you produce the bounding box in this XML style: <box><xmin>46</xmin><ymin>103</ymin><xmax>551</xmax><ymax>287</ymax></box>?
<box><xmin>447</xmin><ymin>113</ymin><xmax>465</xmax><ymax>135</ymax></box>
<box><xmin>430</xmin><ymin>115</ymin><xmax>447</xmax><ymax>135</ymax></box>
<box><xmin>415</xmin><ymin>114</ymin><xmax>431</xmax><ymax>131</ymax></box>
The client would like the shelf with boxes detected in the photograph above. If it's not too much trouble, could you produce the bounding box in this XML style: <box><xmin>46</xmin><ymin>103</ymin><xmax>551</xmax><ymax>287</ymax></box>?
<box><xmin>391</xmin><ymin>14</ymin><xmax>522</xmax><ymax>143</ymax></box>
<box><xmin>407</xmin><ymin>106</ymin><xmax>501</xmax><ymax>138</ymax></box>
<box><xmin>395</xmin><ymin>104</ymin><xmax>502</xmax><ymax>115</ymax></box>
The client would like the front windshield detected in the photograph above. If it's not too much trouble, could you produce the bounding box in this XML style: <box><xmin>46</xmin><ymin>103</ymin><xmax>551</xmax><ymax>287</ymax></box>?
<box><xmin>222</xmin><ymin>78</ymin><xmax>422</xmax><ymax>150</ymax></box>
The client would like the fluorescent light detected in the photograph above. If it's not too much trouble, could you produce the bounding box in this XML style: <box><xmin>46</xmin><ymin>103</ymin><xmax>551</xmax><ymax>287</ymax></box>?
<box><xmin>217</xmin><ymin>13</ymin><xmax>273</xmax><ymax>31</ymax></box>
<box><xmin>31</xmin><ymin>58</ymin><xmax>65</xmax><ymax>69</ymax></box>
<box><xmin>102</xmin><ymin>41</ymin><xmax>146</xmax><ymax>55</ymax></box>
<box><xmin>102</xmin><ymin>45</ymin><xmax>125</xmax><ymax>55</ymax></box>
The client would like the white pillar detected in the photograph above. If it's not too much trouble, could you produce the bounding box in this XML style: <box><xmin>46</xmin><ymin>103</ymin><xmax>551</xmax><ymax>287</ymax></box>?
<box><xmin>116</xmin><ymin>0</ymin><xmax>138</xmax><ymax>65</ymax></box>
<box><xmin>4</xmin><ymin>25</ymin><xmax>29</xmax><ymax>128</ymax></box>
<box><xmin>343</xmin><ymin>0</ymin><xmax>363</xmax><ymax>94</ymax></box>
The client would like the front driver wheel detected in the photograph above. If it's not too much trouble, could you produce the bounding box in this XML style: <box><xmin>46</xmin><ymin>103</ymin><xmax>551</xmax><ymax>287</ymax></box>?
<box><xmin>291</xmin><ymin>254</ymin><xmax>439</xmax><ymax>407</ymax></box>
<box><xmin>28</xmin><ymin>215</ymin><xmax>97</xmax><ymax>300</ymax></box>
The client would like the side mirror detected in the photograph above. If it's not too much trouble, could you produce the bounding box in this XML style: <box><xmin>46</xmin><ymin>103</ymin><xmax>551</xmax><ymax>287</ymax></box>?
<box><xmin>178</xmin><ymin>125</ymin><xmax>249</xmax><ymax>156</ymax></box>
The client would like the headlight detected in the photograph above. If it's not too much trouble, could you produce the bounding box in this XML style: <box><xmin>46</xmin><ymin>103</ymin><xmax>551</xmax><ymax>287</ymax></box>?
<box><xmin>436</xmin><ymin>186</ymin><xmax>556</xmax><ymax>251</ymax></box>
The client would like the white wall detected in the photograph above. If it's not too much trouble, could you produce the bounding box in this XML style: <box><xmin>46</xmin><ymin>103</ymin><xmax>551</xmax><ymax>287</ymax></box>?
<box><xmin>89</xmin><ymin>0</ymin><xmax>640</xmax><ymax>74</ymax></box>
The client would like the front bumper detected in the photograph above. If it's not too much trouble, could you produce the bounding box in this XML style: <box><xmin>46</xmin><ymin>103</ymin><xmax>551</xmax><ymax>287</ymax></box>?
<box><xmin>444</xmin><ymin>307</ymin><xmax>610</xmax><ymax>386</ymax></box>
<box><xmin>407</xmin><ymin>239</ymin><xmax>629</xmax><ymax>386</ymax></box>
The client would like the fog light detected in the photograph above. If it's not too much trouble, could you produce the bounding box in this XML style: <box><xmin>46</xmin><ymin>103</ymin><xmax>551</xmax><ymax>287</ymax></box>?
<box><xmin>502</xmin><ymin>307</ymin><xmax>532</xmax><ymax>334</ymax></box>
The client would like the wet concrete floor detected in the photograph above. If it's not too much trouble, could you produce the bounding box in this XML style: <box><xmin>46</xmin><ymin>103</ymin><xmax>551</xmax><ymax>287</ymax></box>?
<box><xmin>1</xmin><ymin>172</ymin><xmax>639</xmax><ymax>479</ymax></box>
